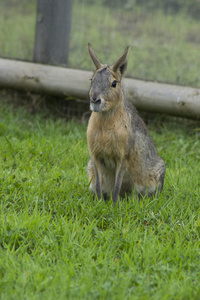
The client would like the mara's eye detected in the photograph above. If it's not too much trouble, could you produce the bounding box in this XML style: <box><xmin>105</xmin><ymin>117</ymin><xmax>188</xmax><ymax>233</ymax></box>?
<box><xmin>111</xmin><ymin>80</ymin><xmax>117</xmax><ymax>88</ymax></box>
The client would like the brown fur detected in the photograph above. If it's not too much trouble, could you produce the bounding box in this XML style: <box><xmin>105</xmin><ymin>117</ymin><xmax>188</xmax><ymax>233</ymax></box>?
<box><xmin>87</xmin><ymin>44</ymin><xmax>165</xmax><ymax>205</ymax></box>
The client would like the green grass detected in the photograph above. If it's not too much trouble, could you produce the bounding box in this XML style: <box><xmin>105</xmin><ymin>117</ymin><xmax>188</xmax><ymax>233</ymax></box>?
<box><xmin>69</xmin><ymin>3</ymin><xmax>200</xmax><ymax>87</ymax></box>
<box><xmin>0</xmin><ymin>1</ymin><xmax>36</xmax><ymax>60</ymax></box>
<box><xmin>1</xmin><ymin>94</ymin><xmax>200</xmax><ymax>299</ymax></box>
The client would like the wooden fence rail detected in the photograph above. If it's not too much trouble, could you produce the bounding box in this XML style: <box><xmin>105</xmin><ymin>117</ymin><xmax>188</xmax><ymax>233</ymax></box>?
<box><xmin>0</xmin><ymin>58</ymin><xmax>200</xmax><ymax>119</ymax></box>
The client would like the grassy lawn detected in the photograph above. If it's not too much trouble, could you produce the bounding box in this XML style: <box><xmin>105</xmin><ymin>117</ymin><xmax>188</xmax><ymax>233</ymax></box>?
<box><xmin>0</xmin><ymin>1</ymin><xmax>36</xmax><ymax>60</ymax></box>
<box><xmin>69</xmin><ymin>3</ymin><xmax>200</xmax><ymax>88</ymax></box>
<box><xmin>0</xmin><ymin>94</ymin><xmax>200</xmax><ymax>299</ymax></box>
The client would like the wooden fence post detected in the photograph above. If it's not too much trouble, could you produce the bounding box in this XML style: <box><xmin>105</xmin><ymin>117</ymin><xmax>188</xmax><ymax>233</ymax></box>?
<box><xmin>33</xmin><ymin>0</ymin><xmax>72</xmax><ymax>65</ymax></box>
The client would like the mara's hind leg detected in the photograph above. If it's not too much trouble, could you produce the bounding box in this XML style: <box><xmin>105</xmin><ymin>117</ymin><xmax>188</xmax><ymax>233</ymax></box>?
<box><xmin>158</xmin><ymin>163</ymin><xmax>166</xmax><ymax>193</ymax></box>
<box><xmin>146</xmin><ymin>162</ymin><xmax>166</xmax><ymax>198</ymax></box>
<box><xmin>148</xmin><ymin>162</ymin><xmax>166</xmax><ymax>197</ymax></box>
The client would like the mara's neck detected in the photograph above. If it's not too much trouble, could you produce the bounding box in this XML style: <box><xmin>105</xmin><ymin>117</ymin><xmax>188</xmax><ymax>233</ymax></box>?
<box><xmin>93</xmin><ymin>100</ymin><xmax>126</xmax><ymax>126</ymax></box>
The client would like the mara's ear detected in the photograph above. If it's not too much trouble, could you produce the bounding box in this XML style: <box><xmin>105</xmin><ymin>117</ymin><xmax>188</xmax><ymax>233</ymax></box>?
<box><xmin>112</xmin><ymin>46</ymin><xmax>130</xmax><ymax>77</ymax></box>
<box><xmin>88</xmin><ymin>43</ymin><xmax>102</xmax><ymax>70</ymax></box>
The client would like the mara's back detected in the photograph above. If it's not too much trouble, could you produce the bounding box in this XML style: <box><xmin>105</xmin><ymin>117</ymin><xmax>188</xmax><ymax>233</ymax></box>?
<box><xmin>87</xmin><ymin>44</ymin><xmax>165</xmax><ymax>205</ymax></box>
<box><xmin>122</xmin><ymin>100</ymin><xmax>165</xmax><ymax>197</ymax></box>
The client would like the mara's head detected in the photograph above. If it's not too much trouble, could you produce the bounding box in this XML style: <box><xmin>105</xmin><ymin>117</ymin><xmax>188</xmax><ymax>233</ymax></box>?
<box><xmin>88</xmin><ymin>44</ymin><xmax>130</xmax><ymax>113</ymax></box>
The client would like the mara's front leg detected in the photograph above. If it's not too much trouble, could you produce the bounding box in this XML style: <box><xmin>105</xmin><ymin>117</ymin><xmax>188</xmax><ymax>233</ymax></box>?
<box><xmin>113</xmin><ymin>162</ymin><xmax>125</xmax><ymax>206</ymax></box>
<box><xmin>87</xmin><ymin>159</ymin><xmax>102</xmax><ymax>200</ymax></box>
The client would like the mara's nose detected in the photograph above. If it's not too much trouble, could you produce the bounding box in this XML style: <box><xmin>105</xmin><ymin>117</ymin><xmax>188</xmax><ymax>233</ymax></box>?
<box><xmin>91</xmin><ymin>96</ymin><xmax>101</xmax><ymax>104</ymax></box>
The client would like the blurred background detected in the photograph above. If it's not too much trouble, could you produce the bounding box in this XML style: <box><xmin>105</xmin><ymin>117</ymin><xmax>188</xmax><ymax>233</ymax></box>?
<box><xmin>1</xmin><ymin>0</ymin><xmax>200</xmax><ymax>88</ymax></box>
